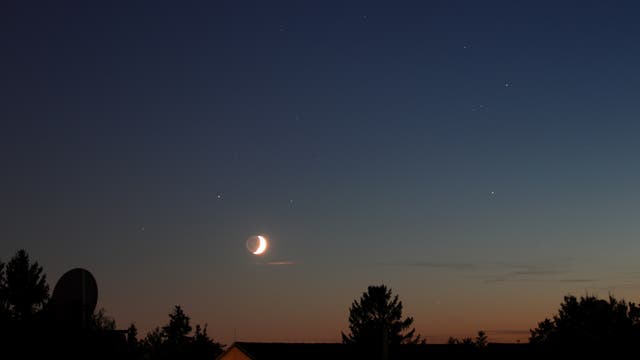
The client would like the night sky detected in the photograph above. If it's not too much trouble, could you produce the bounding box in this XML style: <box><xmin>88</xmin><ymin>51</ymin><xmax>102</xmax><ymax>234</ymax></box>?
<box><xmin>3</xmin><ymin>0</ymin><xmax>640</xmax><ymax>343</ymax></box>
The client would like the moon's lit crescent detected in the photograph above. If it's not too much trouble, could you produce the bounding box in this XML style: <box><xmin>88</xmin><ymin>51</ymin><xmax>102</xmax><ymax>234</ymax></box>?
<box><xmin>253</xmin><ymin>235</ymin><xmax>268</xmax><ymax>255</ymax></box>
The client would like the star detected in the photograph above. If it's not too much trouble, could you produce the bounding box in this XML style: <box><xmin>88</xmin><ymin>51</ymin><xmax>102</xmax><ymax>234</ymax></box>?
<box><xmin>504</xmin><ymin>81</ymin><xmax>511</xmax><ymax>88</ymax></box>
<box><xmin>217</xmin><ymin>193</ymin><xmax>223</xmax><ymax>200</ymax></box>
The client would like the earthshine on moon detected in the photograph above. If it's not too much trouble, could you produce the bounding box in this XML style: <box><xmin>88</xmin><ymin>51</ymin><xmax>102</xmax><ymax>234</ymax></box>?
<box><xmin>247</xmin><ymin>235</ymin><xmax>268</xmax><ymax>255</ymax></box>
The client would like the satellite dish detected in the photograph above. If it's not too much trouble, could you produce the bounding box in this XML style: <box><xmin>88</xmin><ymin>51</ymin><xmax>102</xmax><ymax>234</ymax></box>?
<box><xmin>50</xmin><ymin>268</ymin><xmax>98</xmax><ymax>330</ymax></box>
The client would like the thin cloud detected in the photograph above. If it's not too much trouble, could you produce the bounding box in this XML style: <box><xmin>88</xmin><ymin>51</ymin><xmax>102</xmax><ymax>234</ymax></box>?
<box><xmin>510</xmin><ymin>269</ymin><xmax>566</xmax><ymax>276</ymax></box>
<box><xmin>587</xmin><ymin>282</ymin><xmax>640</xmax><ymax>291</ymax></box>
<box><xmin>481</xmin><ymin>266</ymin><xmax>571</xmax><ymax>283</ymax></box>
<box><xmin>382</xmin><ymin>258</ymin><xmax>599</xmax><ymax>285</ymax></box>
<box><xmin>483</xmin><ymin>277</ymin><xmax>598</xmax><ymax>284</ymax></box>
<box><xmin>557</xmin><ymin>278</ymin><xmax>599</xmax><ymax>283</ymax></box>
<box><xmin>378</xmin><ymin>260</ymin><xmax>570</xmax><ymax>272</ymax></box>
<box><xmin>376</xmin><ymin>261</ymin><xmax>477</xmax><ymax>270</ymax></box>
<box><xmin>484</xmin><ymin>278</ymin><xmax>600</xmax><ymax>284</ymax></box>
<box><xmin>264</xmin><ymin>261</ymin><xmax>296</xmax><ymax>266</ymax></box>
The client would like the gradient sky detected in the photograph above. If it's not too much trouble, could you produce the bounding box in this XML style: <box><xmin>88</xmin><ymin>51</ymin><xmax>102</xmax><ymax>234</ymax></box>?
<box><xmin>3</xmin><ymin>0</ymin><xmax>640</xmax><ymax>344</ymax></box>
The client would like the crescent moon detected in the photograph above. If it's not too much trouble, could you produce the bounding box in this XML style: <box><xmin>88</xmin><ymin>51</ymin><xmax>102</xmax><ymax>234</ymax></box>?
<box><xmin>253</xmin><ymin>235</ymin><xmax>268</xmax><ymax>255</ymax></box>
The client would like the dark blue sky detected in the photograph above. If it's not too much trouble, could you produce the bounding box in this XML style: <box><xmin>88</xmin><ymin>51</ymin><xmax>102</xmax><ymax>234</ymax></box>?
<box><xmin>3</xmin><ymin>0</ymin><xmax>640</xmax><ymax>343</ymax></box>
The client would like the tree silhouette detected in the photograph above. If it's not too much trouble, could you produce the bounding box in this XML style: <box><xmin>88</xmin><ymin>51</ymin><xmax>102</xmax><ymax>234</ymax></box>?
<box><xmin>0</xmin><ymin>260</ymin><xmax>8</xmax><ymax>322</ymax></box>
<box><xmin>2</xmin><ymin>249</ymin><xmax>49</xmax><ymax>321</ymax></box>
<box><xmin>127</xmin><ymin>323</ymin><xmax>138</xmax><ymax>343</ymax></box>
<box><xmin>142</xmin><ymin>326</ymin><xmax>164</xmax><ymax>359</ymax></box>
<box><xmin>445</xmin><ymin>336</ymin><xmax>474</xmax><ymax>348</ymax></box>
<box><xmin>342</xmin><ymin>284</ymin><xmax>422</xmax><ymax>356</ymax></box>
<box><xmin>530</xmin><ymin>294</ymin><xmax>640</xmax><ymax>350</ymax></box>
<box><xmin>163</xmin><ymin>305</ymin><xmax>192</xmax><ymax>346</ymax></box>
<box><xmin>461</xmin><ymin>337</ymin><xmax>474</xmax><ymax>347</ymax></box>
<box><xmin>475</xmin><ymin>330</ymin><xmax>488</xmax><ymax>348</ymax></box>
<box><xmin>190</xmin><ymin>324</ymin><xmax>224</xmax><ymax>360</ymax></box>
<box><xmin>91</xmin><ymin>307</ymin><xmax>116</xmax><ymax>330</ymax></box>
<box><xmin>126</xmin><ymin>323</ymin><xmax>142</xmax><ymax>359</ymax></box>
<box><xmin>159</xmin><ymin>305</ymin><xmax>193</xmax><ymax>359</ymax></box>
<box><xmin>142</xmin><ymin>305</ymin><xmax>224</xmax><ymax>360</ymax></box>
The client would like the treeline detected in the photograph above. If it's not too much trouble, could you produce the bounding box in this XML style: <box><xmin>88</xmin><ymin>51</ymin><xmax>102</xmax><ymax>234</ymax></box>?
<box><xmin>127</xmin><ymin>305</ymin><xmax>224</xmax><ymax>360</ymax></box>
<box><xmin>0</xmin><ymin>249</ymin><xmax>223</xmax><ymax>359</ymax></box>
<box><xmin>3</xmin><ymin>249</ymin><xmax>640</xmax><ymax>359</ymax></box>
<box><xmin>340</xmin><ymin>283</ymin><xmax>640</xmax><ymax>357</ymax></box>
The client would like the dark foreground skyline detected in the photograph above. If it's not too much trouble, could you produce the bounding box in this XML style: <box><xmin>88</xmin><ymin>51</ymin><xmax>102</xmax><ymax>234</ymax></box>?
<box><xmin>3</xmin><ymin>1</ymin><xmax>640</xmax><ymax>344</ymax></box>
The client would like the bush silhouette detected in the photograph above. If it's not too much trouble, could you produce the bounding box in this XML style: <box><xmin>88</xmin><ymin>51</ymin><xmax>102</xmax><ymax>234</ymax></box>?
<box><xmin>530</xmin><ymin>294</ymin><xmax>640</xmax><ymax>351</ymax></box>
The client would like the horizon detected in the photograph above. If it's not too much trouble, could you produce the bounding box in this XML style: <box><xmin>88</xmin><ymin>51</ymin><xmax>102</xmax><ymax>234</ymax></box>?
<box><xmin>7</xmin><ymin>240</ymin><xmax>635</xmax><ymax>345</ymax></box>
<box><xmin>3</xmin><ymin>0</ymin><xmax>640</xmax><ymax>348</ymax></box>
